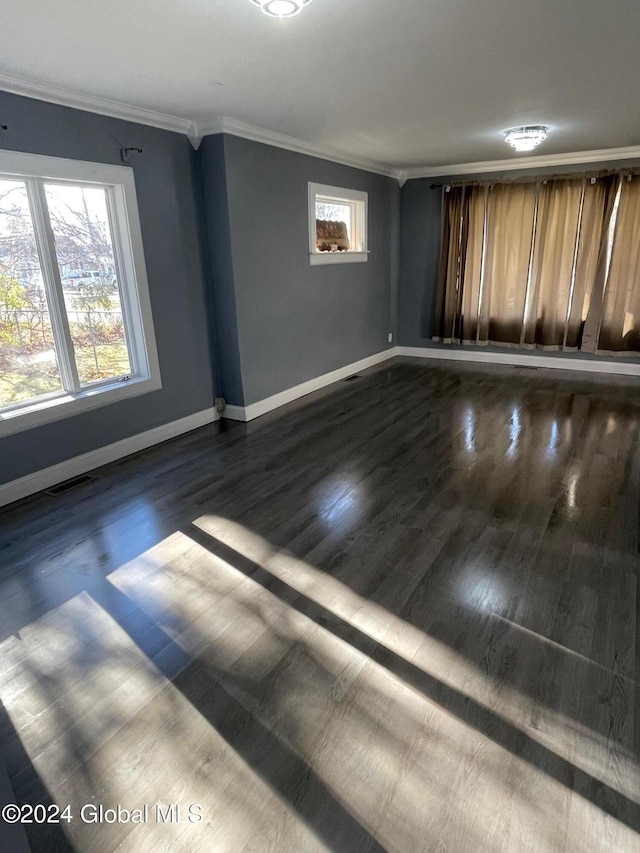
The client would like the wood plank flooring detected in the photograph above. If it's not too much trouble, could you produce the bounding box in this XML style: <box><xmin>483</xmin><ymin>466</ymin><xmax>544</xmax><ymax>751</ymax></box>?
<box><xmin>0</xmin><ymin>357</ymin><xmax>639</xmax><ymax>852</ymax></box>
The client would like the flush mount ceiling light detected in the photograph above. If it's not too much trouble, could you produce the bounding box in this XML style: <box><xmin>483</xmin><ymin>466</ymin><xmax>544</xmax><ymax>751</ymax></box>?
<box><xmin>504</xmin><ymin>126</ymin><xmax>549</xmax><ymax>153</ymax></box>
<box><xmin>250</xmin><ymin>0</ymin><xmax>312</xmax><ymax>17</ymax></box>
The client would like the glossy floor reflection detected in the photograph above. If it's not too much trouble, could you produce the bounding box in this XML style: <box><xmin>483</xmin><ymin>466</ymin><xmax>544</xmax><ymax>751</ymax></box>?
<box><xmin>0</xmin><ymin>358</ymin><xmax>638</xmax><ymax>852</ymax></box>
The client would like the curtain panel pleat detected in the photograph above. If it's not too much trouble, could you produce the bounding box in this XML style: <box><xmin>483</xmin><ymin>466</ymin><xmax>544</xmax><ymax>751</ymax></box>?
<box><xmin>434</xmin><ymin>186</ymin><xmax>467</xmax><ymax>342</ymax></box>
<box><xmin>580</xmin><ymin>176</ymin><xmax>619</xmax><ymax>352</ymax></box>
<box><xmin>565</xmin><ymin>178</ymin><xmax>616</xmax><ymax>349</ymax></box>
<box><xmin>597</xmin><ymin>177</ymin><xmax>640</xmax><ymax>354</ymax></box>
<box><xmin>524</xmin><ymin>179</ymin><xmax>583</xmax><ymax>348</ymax></box>
<box><xmin>480</xmin><ymin>183</ymin><xmax>537</xmax><ymax>345</ymax></box>
<box><xmin>433</xmin><ymin>173</ymin><xmax>635</xmax><ymax>355</ymax></box>
<box><xmin>459</xmin><ymin>185</ymin><xmax>486</xmax><ymax>343</ymax></box>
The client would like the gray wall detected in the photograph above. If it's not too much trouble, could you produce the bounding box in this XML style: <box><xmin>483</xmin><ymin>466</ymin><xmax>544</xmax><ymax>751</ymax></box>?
<box><xmin>201</xmin><ymin>135</ymin><xmax>399</xmax><ymax>407</ymax></box>
<box><xmin>13</xmin><ymin>90</ymin><xmax>630</xmax><ymax>488</ymax></box>
<box><xmin>399</xmin><ymin>158</ymin><xmax>640</xmax><ymax>359</ymax></box>
<box><xmin>197</xmin><ymin>135</ymin><xmax>245</xmax><ymax>404</ymax></box>
<box><xmin>0</xmin><ymin>91</ymin><xmax>214</xmax><ymax>485</ymax></box>
<box><xmin>398</xmin><ymin>178</ymin><xmax>442</xmax><ymax>347</ymax></box>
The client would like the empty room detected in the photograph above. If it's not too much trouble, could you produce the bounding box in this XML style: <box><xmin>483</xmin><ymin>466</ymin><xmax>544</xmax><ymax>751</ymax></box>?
<box><xmin>0</xmin><ymin>1</ymin><xmax>638</xmax><ymax>851</ymax></box>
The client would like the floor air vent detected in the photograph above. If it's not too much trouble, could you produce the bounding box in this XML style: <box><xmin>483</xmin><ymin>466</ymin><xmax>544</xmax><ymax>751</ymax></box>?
<box><xmin>44</xmin><ymin>474</ymin><xmax>97</xmax><ymax>496</ymax></box>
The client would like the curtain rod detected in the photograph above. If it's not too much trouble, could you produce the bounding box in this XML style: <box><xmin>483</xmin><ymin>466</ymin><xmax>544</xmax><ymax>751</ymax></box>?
<box><xmin>429</xmin><ymin>167</ymin><xmax>640</xmax><ymax>190</ymax></box>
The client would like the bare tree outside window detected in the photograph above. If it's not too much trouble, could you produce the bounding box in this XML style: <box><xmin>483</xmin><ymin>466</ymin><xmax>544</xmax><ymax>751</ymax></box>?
<box><xmin>0</xmin><ymin>181</ymin><xmax>131</xmax><ymax>409</ymax></box>
<box><xmin>45</xmin><ymin>184</ymin><xmax>131</xmax><ymax>386</ymax></box>
<box><xmin>0</xmin><ymin>180</ymin><xmax>62</xmax><ymax>406</ymax></box>
<box><xmin>315</xmin><ymin>200</ymin><xmax>352</xmax><ymax>252</ymax></box>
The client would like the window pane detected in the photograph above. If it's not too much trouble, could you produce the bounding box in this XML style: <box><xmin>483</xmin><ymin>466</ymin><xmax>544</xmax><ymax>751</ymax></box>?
<box><xmin>316</xmin><ymin>199</ymin><xmax>352</xmax><ymax>251</ymax></box>
<box><xmin>0</xmin><ymin>179</ymin><xmax>63</xmax><ymax>409</ymax></box>
<box><xmin>44</xmin><ymin>183</ymin><xmax>132</xmax><ymax>386</ymax></box>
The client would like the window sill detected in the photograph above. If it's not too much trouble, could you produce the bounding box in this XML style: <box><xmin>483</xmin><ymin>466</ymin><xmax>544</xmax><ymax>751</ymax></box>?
<box><xmin>0</xmin><ymin>374</ymin><xmax>162</xmax><ymax>438</ymax></box>
<box><xmin>309</xmin><ymin>251</ymin><xmax>368</xmax><ymax>266</ymax></box>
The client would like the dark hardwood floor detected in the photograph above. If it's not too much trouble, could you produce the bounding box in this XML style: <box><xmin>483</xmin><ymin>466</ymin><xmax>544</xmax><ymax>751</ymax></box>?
<box><xmin>0</xmin><ymin>357</ymin><xmax>639</xmax><ymax>852</ymax></box>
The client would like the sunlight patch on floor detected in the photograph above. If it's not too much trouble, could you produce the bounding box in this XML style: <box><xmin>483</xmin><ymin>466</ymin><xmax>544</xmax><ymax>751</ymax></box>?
<box><xmin>2</xmin><ymin>521</ymin><xmax>637</xmax><ymax>851</ymax></box>
<box><xmin>193</xmin><ymin>515</ymin><xmax>640</xmax><ymax>809</ymax></box>
<box><xmin>0</xmin><ymin>589</ymin><xmax>330</xmax><ymax>853</ymax></box>
<box><xmin>109</xmin><ymin>531</ymin><xmax>530</xmax><ymax>850</ymax></box>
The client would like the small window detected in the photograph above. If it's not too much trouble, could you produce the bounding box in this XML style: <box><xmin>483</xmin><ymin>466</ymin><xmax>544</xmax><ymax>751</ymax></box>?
<box><xmin>308</xmin><ymin>183</ymin><xmax>368</xmax><ymax>265</ymax></box>
<box><xmin>0</xmin><ymin>150</ymin><xmax>160</xmax><ymax>436</ymax></box>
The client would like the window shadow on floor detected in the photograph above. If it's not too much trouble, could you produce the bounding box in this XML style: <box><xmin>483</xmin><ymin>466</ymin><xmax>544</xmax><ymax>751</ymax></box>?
<box><xmin>186</xmin><ymin>523</ymin><xmax>640</xmax><ymax>839</ymax></box>
<box><xmin>0</xmin><ymin>701</ymin><xmax>73</xmax><ymax>853</ymax></box>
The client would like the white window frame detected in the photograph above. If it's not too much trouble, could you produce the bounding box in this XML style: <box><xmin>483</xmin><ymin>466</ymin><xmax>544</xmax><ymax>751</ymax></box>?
<box><xmin>0</xmin><ymin>150</ymin><xmax>161</xmax><ymax>438</ymax></box>
<box><xmin>308</xmin><ymin>182</ymin><xmax>368</xmax><ymax>265</ymax></box>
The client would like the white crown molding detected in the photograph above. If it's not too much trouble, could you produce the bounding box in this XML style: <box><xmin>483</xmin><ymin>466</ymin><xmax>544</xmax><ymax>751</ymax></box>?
<box><xmin>398</xmin><ymin>145</ymin><xmax>640</xmax><ymax>182</ymax></box>
<box><xmin>0</xmin><ymin>71</ymin><xmax>196</xmax><ymax>138</ymax></box>
<box><xmin>198</xmin><ymin>117</ymin><xmax>225</xmax><ymax>137</ymax></box>
<box><xmin>187</xmin><ymin>126</ymin><xmax>203</xmax><ymax>149</ymax></box>
<box><xmin>1</xmin><ymin>73</ymin><xmax>639</xmax><ymax>181</ymax></box>
<box><xmin>197</xmin><ymin>117</ymin><xmax>403</xmax><ymax>180</ymax></box>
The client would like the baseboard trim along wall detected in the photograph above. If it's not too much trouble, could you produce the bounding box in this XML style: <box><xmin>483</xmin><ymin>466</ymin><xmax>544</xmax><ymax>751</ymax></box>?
<box><xmin>0</xmin><ymin>349</ymin><xmax>397</xmax><ymax>507</ymax></box>
<box><xmin>3</xmin><ymin>343</ymin><xmax>638</xmax><ymax>508</ymax></box>
<box><xmin>224</xmin><ymin>344</ymin><xmax>640</xmax><ymax>424</ymax></box>
<box><xmin>0</xmin><ymin>407</ymin><xmax>219</xmax><ymax>509</ymax></box>
<box><xmin>224</xmin><ymin>348</ymin><xmax>397</xmax><ymax>422</ymax></box>
<box><xmin>396</xmin><ymin>346</ymin><xmax>640</xmax><ymax>376</ymax></box>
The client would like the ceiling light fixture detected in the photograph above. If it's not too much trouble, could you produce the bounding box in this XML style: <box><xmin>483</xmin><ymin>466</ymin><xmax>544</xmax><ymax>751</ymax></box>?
<box><xmin>504</xmin><ymin>125</ymin><xmax>549</xmax><ymax>153</ymax></box>
<box><xmin>250</xmin><ymin>0</ymin><xmax>312</xmax><ymax>18</ymax></box>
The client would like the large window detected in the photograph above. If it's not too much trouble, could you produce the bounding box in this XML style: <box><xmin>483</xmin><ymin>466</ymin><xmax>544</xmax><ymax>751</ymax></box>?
<box><xmin>434</xmin><ymin>173</ymin><xmax>640</xmax><ymax>355</ymax></box>
<box><xmin>308</xmin><ymin>182</ymin><xmax>368</xmax><ymax>265</ymax></box>
<box><xmin>0</xmin><ymin>151</ymin><xmax>160</xmax><ymax>436</ymax></box>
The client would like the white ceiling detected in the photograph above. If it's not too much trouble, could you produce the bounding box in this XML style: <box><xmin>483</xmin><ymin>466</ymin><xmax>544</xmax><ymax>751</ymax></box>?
<box><xmin>1</xmin><ymin>0</ymin><xmax>639</xmax><ymax>171</ymax></box>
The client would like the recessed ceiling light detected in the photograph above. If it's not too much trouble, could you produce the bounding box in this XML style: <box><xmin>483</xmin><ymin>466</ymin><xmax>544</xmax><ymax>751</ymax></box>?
<box><xmin>504</xmin><ymin>126</ymin><xmax>549</xmax><ymax>153</ymax></box>
<box><xmin>250</xmin><ymin>0</ymin><xmax>312</xmax><ymax>17</ymax></box>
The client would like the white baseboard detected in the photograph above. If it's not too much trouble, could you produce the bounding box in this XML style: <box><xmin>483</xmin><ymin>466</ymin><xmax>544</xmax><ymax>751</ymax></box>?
<box><xmin>0</xmin><ymin>407</ymin><xmax>219</xmax><ymax>509</ymax></box>
<box><xmin>7</xmin><ymin>342</ymin><xmax>630</xmax><ymax>509</ymax></box>
<box><xmin>0</xmin><ymin>348</ymin><xmax>396</xmax><ymax>507</ymax></box>
<box><xmin>397</xmin><ymin>346</ymin><xmax>640</xmax><ymax>376</ymax></box>
<box><xmin>223</xmin><ymin>348</ymin><xmax>397</xmax><ymax>422</ymax></box>
<box><xmin>223</xmin><ymin>404</ymin><xmax>246</xmax><ymax>421</ymax></box>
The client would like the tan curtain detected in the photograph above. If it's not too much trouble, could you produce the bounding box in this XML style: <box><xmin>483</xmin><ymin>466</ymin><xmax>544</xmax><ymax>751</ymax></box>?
<box><xmin>522</xmin><ymin>177</ymin><xmax>617</xmax><ymax>350</ymax></box>
<box><xmin>565</xmin><ymin>177</ymin><xmax>617</xmax><ymax>349</ymax></box>
<box><xmin>579</xmin><ymin>176</ymin><xmax>620</xmax><ymax>352</ymax></box>
<box><xmin>458</xmin><ymin>185</ymin><xmax>486</xmax><ymax>343</ymax></box>
<box><xmin>477</xmin><ymin>183</ymin><xmax>537</xmax><ymax>345</ymax></box>
<box><xmin>433</xmin><ymin>186</ymin><xmax>467</xmax><ymax>342</ymax></box>
<box><xmin>523</xmin><ymin>179</ymin><xmax>583</xmax><ymax>348</ymax></box>
<box><xmin>598</xmin><ymin>177</ymin><xmax>640</xmax><ymax>353</ymax></box>
<box><xmin>433</xmin><ymin>173</ymin><xmax>629</xmax><ymax>353</ymax></box>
